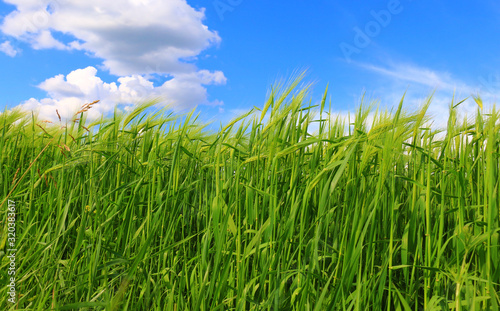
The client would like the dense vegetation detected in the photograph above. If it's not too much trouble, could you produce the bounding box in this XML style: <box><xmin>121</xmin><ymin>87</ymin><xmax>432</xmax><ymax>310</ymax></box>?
<box><xmin>1</xmin><ymin>75</ymin><xmax>499</xmax><ymax>310</ymax></box>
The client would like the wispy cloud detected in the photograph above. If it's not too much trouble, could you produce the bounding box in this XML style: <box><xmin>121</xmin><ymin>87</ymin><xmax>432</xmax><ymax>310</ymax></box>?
<box><xmin>357</xmin><ymin>62</ymin><xmax>465</xmax><ymax>91</ymax></box>
<box><xmin>0</xmin><ymin>40</ymin><xmax>19</xmax><ymax>56</ymax></box>
<box><xmin>351</xmin><ymin>61</ymin><xmax>498</xmax><ymax>129</ymax></box>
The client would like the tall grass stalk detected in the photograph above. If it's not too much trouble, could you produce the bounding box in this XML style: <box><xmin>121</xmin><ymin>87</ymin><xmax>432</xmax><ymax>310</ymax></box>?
<box><xmin>0</xmin><ymin>77</ymin><xmax>499</xmax><ymax>310</ymax></box>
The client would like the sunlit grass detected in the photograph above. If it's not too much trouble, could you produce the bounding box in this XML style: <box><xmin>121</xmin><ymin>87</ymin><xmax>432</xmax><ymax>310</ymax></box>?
<box><xmin>0</xmin><ymin>75</ymin><xmax>499</xmax><ymax>310</ymax></box>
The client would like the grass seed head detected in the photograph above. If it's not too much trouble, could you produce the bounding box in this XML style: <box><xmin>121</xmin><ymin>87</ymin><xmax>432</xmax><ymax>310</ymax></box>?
<box><xmin>75</xmin><ymin>100</ymin><xmax>99</xmax><ymax>115</ymax></box>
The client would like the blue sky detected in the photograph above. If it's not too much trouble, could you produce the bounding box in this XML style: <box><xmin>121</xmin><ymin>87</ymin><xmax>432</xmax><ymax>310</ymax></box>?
<box><xmin>0</xmin><ymin>0</ymin><xmax>499</xmax><ymax>128</ymax></box>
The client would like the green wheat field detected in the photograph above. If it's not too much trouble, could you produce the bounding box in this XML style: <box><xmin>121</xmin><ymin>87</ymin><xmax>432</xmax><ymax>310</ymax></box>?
<box><xmin>1</xmin><ymin>75</ymin><xmax>499</xmax><ymax>310</ymax></box>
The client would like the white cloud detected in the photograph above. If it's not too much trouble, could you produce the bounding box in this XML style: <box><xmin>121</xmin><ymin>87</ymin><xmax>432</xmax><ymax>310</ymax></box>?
<box><xmin>0</xmin><ymin>40</ymin><xmax>19</xmax><ymax>56</ymax></box>
<box><xmin>356</xmin><ymin>62</ymin><xmax>499</xmax><ymax>130</ymax></box>
<box><xmin>19</xmin><ymin>66</ymin><xmax>226</xmax><ymax>122</ymax></box>
<box><xmin>1</xmin><ymin>0</ymin><xmax>227</xmax><ymax>117</ymax></box>
<box><xmin>358</xmin><ymin>62</ymin><xmax>462</xmax><ymax>91</ymax></box>
<box><xmin>32</xmin><ymin>29</ymin><xmax>67</xmax><ymax>49</ymax></box>
<box><xmin>1</xmin><ymin>0</ymin><xmax>220</xmax><ymax>76</ymax></box>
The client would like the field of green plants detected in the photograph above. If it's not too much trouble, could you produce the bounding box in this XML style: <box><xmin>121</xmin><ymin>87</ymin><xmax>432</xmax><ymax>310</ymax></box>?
<box><xmin>1</xmin><ymin>75</ymin><xmax>499</xmax><ymax>310</ymax></box>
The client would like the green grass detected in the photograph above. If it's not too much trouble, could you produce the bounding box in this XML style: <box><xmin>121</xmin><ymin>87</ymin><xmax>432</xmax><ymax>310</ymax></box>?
<box><xmin>0</xmin><ymin>74</ymin><xmax>499</xmax><ymax>310</ymax></box>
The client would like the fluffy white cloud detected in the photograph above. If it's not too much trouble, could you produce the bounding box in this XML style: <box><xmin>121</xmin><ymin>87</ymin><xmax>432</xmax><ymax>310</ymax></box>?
<box><xmin>1</xmin><ymin>0</ymin><xmax>220</xmax><ymax>76</ymax></box>
<box><xmin>19</xmin><ymin>66</ymin><xmax>226</xmax><ymax>122</ymax></box>
<box><xmin>0</xmin><ymin>40</ymin><xmax>19</xmax><ymax>56</ymax></box>
<box><xmin>1</xmin><ymin>0</ymin><xmax>227</xmax><ymax>118</ymax></box>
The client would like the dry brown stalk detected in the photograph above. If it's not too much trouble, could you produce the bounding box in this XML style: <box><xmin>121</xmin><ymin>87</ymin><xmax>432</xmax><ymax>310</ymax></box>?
<box><xmin>75</xmin><ymin>100</ymin><xmax>99</xmax><ymax>115</ymax></box>
<box><xmin>62</xmin><ymin>143</ymin><xmax>70</xmax><ymax>152</ymax></box>
<box><xmin>36</xmin><ymin>124</ymin><xmax>50</xmax><ymax>136</ymax></box>
<box><xmin>11</xmin><ymin>167</ymin><xmax>20</xmax><ymax>186</ymax></box>
<box><xmin>57</xmin><ymin>143</ymin><xmax>71</xmax><ymax>157</ymax></box>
